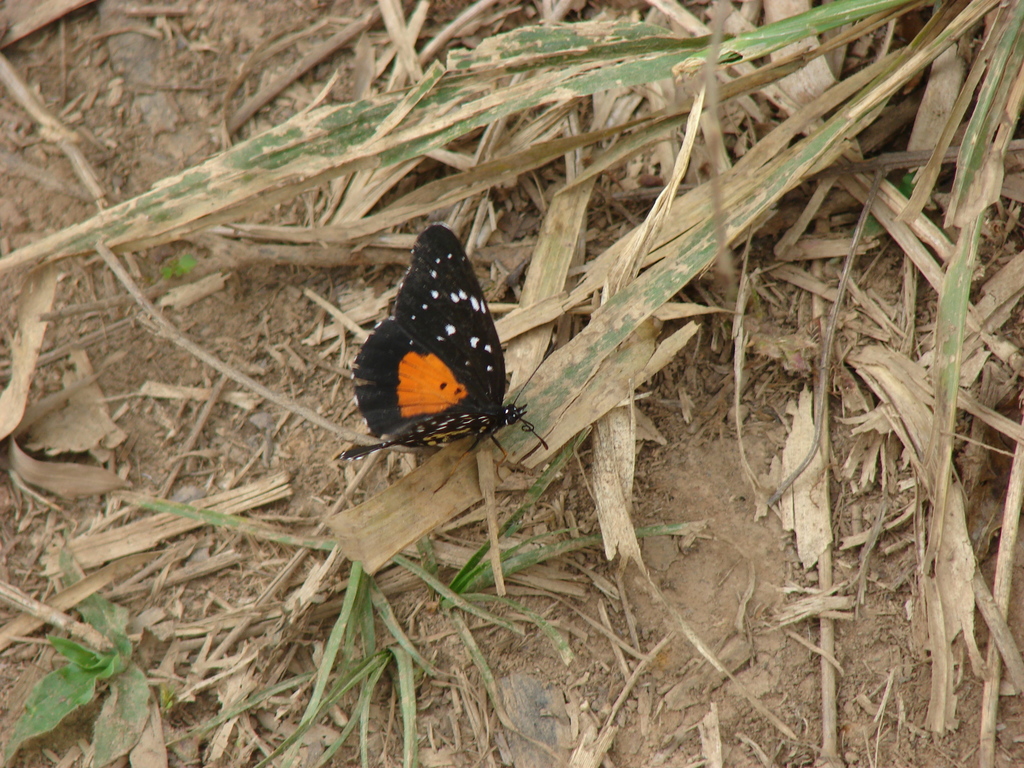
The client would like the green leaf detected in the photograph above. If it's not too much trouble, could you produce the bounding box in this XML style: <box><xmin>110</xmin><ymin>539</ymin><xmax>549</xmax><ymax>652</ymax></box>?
<box><xmin>301</xmin><ymin>561</ymin><xmax>365</xmax><ymax>731</ymax></box>
<box><xmin>48</xmin><ymin>635</ymin><xmax>106</xmax><ymax>670</ymax></box>
<box><xmin>92</xmin><ymin>664</ymin><xmax>151</xmax><ymax>768</ymax></box>
<box><xmin>368</xmin><ymin>581</ymin><xmax>437</xmax><ymax>676</ymax></box>
<box><xmin>77</xmin><ymin>594</ymin><xmax>131</xmax><ymax>655</ymax></box>
<box><xmin>94</xmin><ymin>648</ymin><xmax>129</xmax><ymax>680</ymax></box>
<box><xmin>47</xmin><ymin>635</ymin><xmax>126</xmax><ymax>679</ymax></box>
<box><xmin>160</xmin><ymin>252</ymin><xmax>197</xmax><ymax>279</ymax></box>
<box><xmin>5</xmin><ymin>664</ymin><xmax>97</xmax><ymax>762</ymax></box>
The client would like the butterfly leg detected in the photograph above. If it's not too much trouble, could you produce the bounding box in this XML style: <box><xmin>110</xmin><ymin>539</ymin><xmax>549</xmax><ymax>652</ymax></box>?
<box><xmin>489</xmin><ymin>434</ymin><xmax>509</xmax><ymax>468</ymax></box>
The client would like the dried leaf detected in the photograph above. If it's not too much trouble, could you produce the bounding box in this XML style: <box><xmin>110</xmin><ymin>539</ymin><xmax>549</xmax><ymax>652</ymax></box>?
<box><xmin>592</xmin><ymin>404</ymin><xmax>644</xmax><ymax>571</ymax></box>
<box><xmin>0</xmin><ymin>264</ymin><xmax>58</xmax><ymax>440</ymax></box>
<box><xmin>772</xmin><ymin>389</ymin><xmax>831</xmax><ymax>569</ymax></box>
<box><xmin>24</xmin><ymin>350</ymin><xmax>127</xmax><ymax>455</ymax></box>
<box><xmin>8</xmin><ymin>440</ymin><xmax>126</xmax><ymax>499</ymax></box>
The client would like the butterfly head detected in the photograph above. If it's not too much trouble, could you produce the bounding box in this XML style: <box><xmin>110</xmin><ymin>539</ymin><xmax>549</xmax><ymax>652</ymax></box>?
<box><xmin>503</xmin><ymin>403</ymin><xmax>548</xmax><ymax>450</ymax></box>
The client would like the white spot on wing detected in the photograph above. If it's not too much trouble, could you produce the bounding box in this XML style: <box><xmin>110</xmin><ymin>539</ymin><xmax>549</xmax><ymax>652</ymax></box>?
<box><xmin>429</xmin><ymin>269</ymin><xmax>437</xmax><ymax>278</ymax></box>
<box><xmin>430</xmin><ymin>290</ymin><xmax>439</xmax><ymax>299</ymax></box>
<box><xmin>450</xmin><ymin>292</ymin><xmax>460</xmax><ymax>303</ymax></box>
<box><xmin>458</xmin><ymin>290</ymin><xmax>468</xmax><ymax>300</ymax></box>
<box><xmin>470</xmin><ymin>337</ymin><xmax>480</xmax><ymax>348</ymax></box>
<box><xmin>470</xmin><ymin>296</ymin><xmax>480</xmax><ymax>311</ymax></box>
<box><xmin>483</xmin><ymin>344</ymin><xmax>493</xmax><ymax>353</ymax></box>
<box><xmin>445</xmin><ymin>324</ymin><xmax>456</xmax><ymax>336</ymax></box>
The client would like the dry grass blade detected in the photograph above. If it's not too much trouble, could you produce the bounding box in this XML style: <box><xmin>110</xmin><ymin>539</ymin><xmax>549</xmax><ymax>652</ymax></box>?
<box><xmin>591</xmin><ymin>402</ymin><xmax>643</xmax><ymax>570</ymax></box>
<box><xmin>330</xmin><ymin>10</ymin><xmax>949</xmax><ymax>564</ymax></box>
<box><xmin>0</xmin><ymin>1</ymin><xmax>914</xmax><ymax>279</ymax></box>
<box><xmin>506</xmin><ymin>177</ymin><xmax>595</xmax><ymax>390</ymax></box>
<box><xmin>945</xmin><ymin>0</ymin><xmax>1024</xmax><ymax>227</ymax></box>
<box><xmin>69</xmin><ymin>473</ymin><xmax>292</xmax><ymax>568</ymax></box>
<box><xmin>772</xmin><ymin>389</ymin><xmax>831</xmax><ymax>568</ymax></box>
<box><xmin>922</xmin><ymin>219</ymin><xmax>983</xmax><ymax>733</ymax></box>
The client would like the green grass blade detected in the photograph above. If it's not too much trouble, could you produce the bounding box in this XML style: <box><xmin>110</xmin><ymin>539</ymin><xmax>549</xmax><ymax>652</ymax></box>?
<box><xmin>255</xmin><ymin>652</ymin><xmax>388</xmax><ymax>768</ymax></box>
<box><xmin>947</xmin><ymin>0</ymin><xmax>1024</xmax><ymax>224</ymax></box>
<box><xmin>303</xmin><ymin>562</ymin><xmax>365</xmax><ymax>727</ymax></box>
<box><xmin>392</xmin><ymin>646</ymin><xmax>419</xmax><ymax>768</ymax></box>
<box><xmin>393</xmin><ymin>555</ymin><xmax>524</xmax><ymax>635</ymax></box>
<box><xmin>368</xmin><ymin>581</ymin><xmax>437</xmax><ymax>676</ymax></box>
<box><xmin>448</xmin><ymin>431</ymin><xmax>586</xmax><ymax>595</ymax></box>
<box><xmin>465</xmin><ymin>595</ymin><xmax>574</xmax><ymax>665</ymax></box>
<box><xmin>451</xmin><ymin>1</ymin><xmax>915</xmax><ymax>73</ymax></box>
<box><xmin>448</xmin><ymin>612</ymin><xmax>503</xmax><ymax>712</ymax></box>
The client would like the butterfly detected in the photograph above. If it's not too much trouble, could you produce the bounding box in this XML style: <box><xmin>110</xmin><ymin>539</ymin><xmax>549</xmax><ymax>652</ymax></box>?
<box><xmin>340</xmin><ymin>224</ymin><xmax>546</xmax><ymax>460</ymax></box>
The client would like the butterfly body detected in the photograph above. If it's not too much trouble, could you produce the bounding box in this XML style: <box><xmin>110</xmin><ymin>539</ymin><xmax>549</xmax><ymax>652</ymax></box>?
<box><xmin>341</xmin><ymin>224</ymin><xmax>541</xmax><ymax>460</ymax></box>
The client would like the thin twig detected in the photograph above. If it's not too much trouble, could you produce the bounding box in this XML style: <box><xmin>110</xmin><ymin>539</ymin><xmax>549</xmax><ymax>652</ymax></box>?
<box><xmin>226</xmin><ymin>10</ymin><xmax>380</xmax><ymax>134</ymax></box>
<box><xmin>809</xmin><ymin>137</ymin><xmax>1024</xmax><ymax>181</ymax></box>
<box><xmin>0</xmin><ymin>580</ymin><xmax>112</xmax><ymax>651</ymax></box>
<box><xmin>978</xmin><ymin>406</ymin><xmax>1024</xmax><ymax>768</ymax></box>
<box><xmin>972</xmin><ymin>572</ymin><xmax>1024</xmax><ymax>694</ymax></box>
<box><xmin>768</xmin><ymin>170</ymin><xmax>884</xmax><ymax>506</ymax></box>
<box><xmin>94</xmin><ymin>242</ymin><xmax>366</xmax><ymax>444</ymax></box>
<box><xmin>159</xmin><ymin>374</ymin><xmax>229</xmax><ymax>497</ymax></box>
<box><xmin>0</xmin><ymin>50</ymin><xmax>106</xmax><ymax>205</ymax></box>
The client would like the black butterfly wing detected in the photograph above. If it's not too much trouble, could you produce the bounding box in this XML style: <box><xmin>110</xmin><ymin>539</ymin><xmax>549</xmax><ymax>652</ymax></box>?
<box><xmin>349</xmin><ymin>319</ymin><xmax>417</xmax><ymax>436</ymax></box>
<box><xmin>392</xmin><ymin>225</ymin><xmax>506</xmax><ymax>405</ymax></box>
<box><xmin>350</xmin><ymin>224</ymin><xmax>507</xmax><ymax>441</ymax></box>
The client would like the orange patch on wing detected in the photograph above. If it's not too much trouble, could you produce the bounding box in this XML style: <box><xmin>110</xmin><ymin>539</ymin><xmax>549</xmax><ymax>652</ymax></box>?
<box><xmin>396</xmin><ymin>352</ymin><xmax>468</xmax><ymax>418</ymax></box>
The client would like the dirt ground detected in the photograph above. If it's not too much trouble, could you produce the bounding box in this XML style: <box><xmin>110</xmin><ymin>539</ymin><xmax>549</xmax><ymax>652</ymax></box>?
<box><xmin>2</xmin><ymin>1</ymin><xmax>1023</xmax><ymax>767</ymax></box>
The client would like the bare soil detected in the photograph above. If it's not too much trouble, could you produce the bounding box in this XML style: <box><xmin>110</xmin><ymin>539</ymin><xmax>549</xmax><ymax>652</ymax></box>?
<box><xmin>1</xmin><ymin>2</ymin><xmax>1022</xmax><ymax>768</ymax></box>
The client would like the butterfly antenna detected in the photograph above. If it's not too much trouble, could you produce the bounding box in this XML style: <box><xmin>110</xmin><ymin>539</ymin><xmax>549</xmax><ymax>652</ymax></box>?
<box><xmin>519</xmin><ymin>418</ymin><xmax>548</xmax><ymax>450</ymax></box>
<box><xmin>509</xmin><ymin>357</ymin><xmax>545</xmax><ymax>407</ymax></box>
<box><xmin>508</xmin><ymin>360</ymin><xmax>549</xmax><ymax>450</ymax></box>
